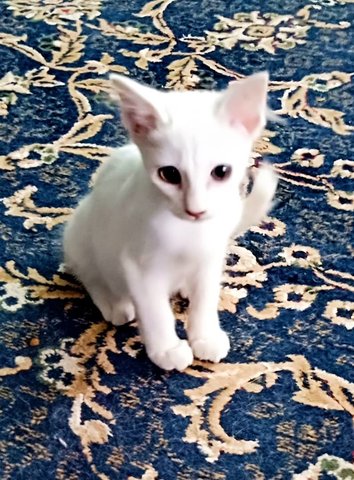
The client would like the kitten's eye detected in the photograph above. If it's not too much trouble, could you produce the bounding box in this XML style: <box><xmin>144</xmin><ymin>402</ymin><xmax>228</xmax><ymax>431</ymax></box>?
<box><xmin>158</xmin><ymin>166</ymin><xmax>182</xmax><ymax>185</ymax></box>
<box><xmin>211</xmin><ymin>165</ymin><xmax>232</xmax><ymax>181</ymax></box>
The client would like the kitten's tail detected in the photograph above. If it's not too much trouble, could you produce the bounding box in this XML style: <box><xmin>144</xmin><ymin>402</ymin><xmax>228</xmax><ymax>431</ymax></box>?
<box><xmin>235</xmin><ymin>163</ymin><xmax>278</xmax><ymax>236</ymax></box>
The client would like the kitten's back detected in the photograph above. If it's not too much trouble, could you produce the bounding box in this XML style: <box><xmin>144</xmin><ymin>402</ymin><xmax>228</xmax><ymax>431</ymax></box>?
<box><xmin>95</xmin><ymin>143</ymin><xmax>142</xmax><ymax>189</ymax></box>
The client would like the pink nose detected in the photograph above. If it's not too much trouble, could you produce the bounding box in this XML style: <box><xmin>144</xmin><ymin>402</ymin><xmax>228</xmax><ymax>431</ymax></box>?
<box><xmin>185</xmin><ymin>209</ymin><xmax>206</xmax><ymax>219</ymax></box>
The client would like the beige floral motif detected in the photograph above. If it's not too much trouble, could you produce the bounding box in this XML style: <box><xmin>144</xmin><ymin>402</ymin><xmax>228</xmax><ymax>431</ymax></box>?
<box><xmin>98</xmin><ymin>1</ymin><xmax>176</xmax><ymax>71</ymax></box>
<box><xmin>0</xmin><ymin>32</ymin><xmax>49</xmax><ymax>68</ymax></box>
<box><xmin>0</xmin><ymin>71</ymin><xmax>29</xmax><ymax>116</ymax></box>
<box><xmin>205</xmin><ymin>6</ymin><xmax>349</xmax><ymax>54</ymax></box>
<box><xmin>254</xmin><ymin>129</ymin><xmax>282</xmax><ymax>156</ymax></box>
<box><xmin>38</xmin><ymin>338</ymin><xmax>84</xmax><ymax>391</ymax></box>
<box><xmin>223</xmin><ymin>242</ymin><xmax>353</xmax><ymax>321</ymax></box>
<box><xmin>248</xmin><ymin>284</ymin><xmax>320</xmax><ymax>320</ymax></box>
<box><xmin>208</xmin><ymin>11</ymin><xmax>309</xmax><ymax>54</ymax></box>
<box><xmin>274</xmin><ymin>71</ymin><xmax>353</xmax><ymax>135</ymax></box>
<box><xmin>173</xmin><ymin>361</ymin><xmax>269</xmax><ymax>462</ymax></box>
<box><xmin>0</xmin><ymin>30</ymin><xmax>126</xmax><ymax>124</ymax></box>
<box><xmin>120</xmin><ymin>46</ymin><xmax>172</xmax><ymax>70</ymax></box>
<box><xmin>221</xmin><ymin>244</ymin><xmax>268</xmax><ymax>314</ymax></box>
<box><xmin>38</xmin><ymin>324</ymin><xmax>119</xmax><ymax>403</ymax></box>
<box><xmin>166</xmin><ymin>57</ymin><xmax>199</xmax><ymax>90</ymax></box>
<box><xmin>274</xmin><ymin>151</ymin><xmax>354</xmax><ymax>213</ymax></box>
<box><xmin>280</xmin><ymin>245</ymin><xmax>322</xmax><ymax>268</ymax></box>
<box><xmin>219</xmin><ymin>286</ymin><xmax>247</xmax><ymax>314</ymax></box>
<box><xmin>250</xmin><ymin>216</ymin><xmax>286</xmax><ymax>237</ymax></box>
<box><xmin>0</xmin><ymin>68</ymin><xmax>63</xmax><ymax>116</ymax></box>
<box><xmin>327</xmin><ymin>189</ymin><xmax>354</xmax><ymax>211</ymax></box>
<box><xmin>6</xmin><ymin>0</ymin><xmax>102</xmax><ymax>25</ymax></box>
<box><xmin>0</xmin><ymin>281</ymin><xmax>41</xmax><ymax>312</ymax></box>
<box><xmin>293</xmin><ymin>454</ymin><xmax>354</xmax><ymax>480</ymax></box>
<box><xmin>0</xmin><ymin>356</ymin><xmax>32</xmax><ymax>376</ymax></box>
<box><xmin>225</xmin><ymin>245</ymin><xmax>267</xmax><ymax>285</ymax></box>
<box><xmin>303</xmin><ymin>71</ymin><xmax>353</xmax><ymax>92</ymax></box>
<box><xmin>311</xmin><ymin>0</ymin><xmax>354</xmax><ymax>4</ymax></box>
<box><xmin>324</xmin><ymin>300</ymin><xmax>354</xmax><ymax>330</ymax></box>
<box><xmin>290</xmin><ymin>355</ymin><xmax>354</xmax><ymax>414</ymax></box>
<box><xmin>174</xmin><ymin>355</ymin><xmax>354</xmax><ymax>462</ymax></box>
<box><xmin>73</xmin><ymin>53</ymin><xmax>127</xmax><ymax>96</ymax></box>
<box><xmin>37</xmin><ymin>323</ymin><xmax>123</xmax><ymax>478</ymax></box>
<box><xmin>97</xmin><ymin>18</ymin><xmax>167</xmax><ymax>46</ymax></box>
<box><xmin>51</xmin><ymin>21</ymin><xmax>87</xmax><ymax>66</ymax></box>
<box><xmin>2</xmin><ymin>185</ymin><xmax>72</xmax><ymax>230</ymax></box>
<box><xmin>291</xmin><ymin>148</ymin><xmax>325</xmax><ymax>168</ymax></box>
<box><xmin>274</xmin><ymin>284</ymin><xmax>318</xmax><ymax>310</ymax></box>
<box><xmin>330</xmin><ymin>159</ymin><xmax>354</xmax><ymax>179</ymax></box>
<box><xmin>0</xmin><ymin>91</ymin><xmax>16</xmax><ymax>116</ymax></box>
<box><xmin>70</xmin><ymin>394</ymin><xmax>113</xmax><ymax>475</ymax></box>
<box><xmin>0</xmin><ymin>143</ymin><xmax>59</xmax><ymax>171</ymax></box>
<box><xmin>137</xmin><ymin>0</ymin><xmax>176</xmax><ymax>36</ymax></box>
<box><xmin>128</xmin><ymin>464</ymin><xmax>159</xmax><ymax>480</ymax></box>
<box><xmin>0</xmin><ymin>114</ymin><xmax>113</xmax><ymax>171</ymax></box>
<box><xmin>122</xmin><ymin>333</ymin><xmax>144</xmax><ymax>358</ymax></box>
<box><xmin>0</xmin><ymin>67</ymin><xmax>63</xmax><ymax>93</ymax></box>
<box><xmin>0</xmin><ymin>260</ymin><xmax>83</xmax><ymax>312</ymax></box>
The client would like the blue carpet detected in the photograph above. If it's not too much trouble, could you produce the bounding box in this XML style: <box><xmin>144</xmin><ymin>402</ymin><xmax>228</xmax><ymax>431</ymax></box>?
<box><xmin>0</xmin><ymin>1</ymin><xmax>353</xmax><ymax>479</ymax></box>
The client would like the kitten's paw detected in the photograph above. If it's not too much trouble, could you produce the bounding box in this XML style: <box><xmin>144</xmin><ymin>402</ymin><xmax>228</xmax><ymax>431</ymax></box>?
<box><xmin>111</xmin><ymin>301</ymin><xmax>135</xmax><ymax>326</ymax></box>
<box><xmin>92</xmin><ymin>297</ymin><xmax>112</xmax><ymax>323</ymax></box>
<box><xmin>87</xmin><ymin>285</ymin><xmax>113</xmax><ymax>322</ymax></box>
<box><xmin>148</xmin><ymin>340</ymin><xmax>193</xmax><ymax>371</ymax></box>
<box><xmin>191</xmin><ymin>330</ymin><xmax>230</xmax><ymax>363</ymax></box>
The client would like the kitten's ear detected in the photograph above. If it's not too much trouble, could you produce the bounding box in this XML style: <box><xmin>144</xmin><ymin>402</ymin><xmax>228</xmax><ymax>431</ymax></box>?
<box><xmin>110</xmin><ymin>74</ymin><xmax>167</xmax><ymax>138</ymax></box>
<box><xmin>217</xmin><ymin>72</ymin><xmax>269</xmax><ymax>139</ymax></box>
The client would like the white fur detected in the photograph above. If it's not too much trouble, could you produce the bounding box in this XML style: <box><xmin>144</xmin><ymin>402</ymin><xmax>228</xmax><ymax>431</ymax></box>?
<box><xmin>63</xmin><ymin>73</ymin><xmax>278</xmax><ymax>371</ymax></box>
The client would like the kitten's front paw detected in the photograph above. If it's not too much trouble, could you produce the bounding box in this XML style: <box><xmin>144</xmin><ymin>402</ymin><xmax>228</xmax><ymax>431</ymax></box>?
<box><xmin>148</xmin><ymin>340</ymin><xmax>193</xmax><ymax>371</ymax></box>
<box><xmin>111</xmin><ymin>301</ymin><xmax>135</xmax><ymax>326</ymax></box>
<box><xmin>190</xmin><ymin>330</ymin><xmax>230</xmax><ymax>363</ymax></box>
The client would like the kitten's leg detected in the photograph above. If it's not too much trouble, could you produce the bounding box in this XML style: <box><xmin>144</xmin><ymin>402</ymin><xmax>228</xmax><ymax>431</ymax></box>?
<box><xmin>187</xmin><ymin>261</ymin><xmax>230</xmax><ymax>362</ymax></box>
<box><xmin>85</xmin><ymin>282</ymin><xmax>113</xmax><ymax>322</ymax></box>
<box><xmin>111</xmin><ymin>299</ymin><xmax>135</xmax><ymax>326</ymax></box>
<box><xmin>64</xmin><ymin>257</ymin><xmax>114</xmax><ymax>322</ymax></box>
<box><xmin>87</xmin><ymin>284</ymin><xmax>135</xmax><ymax>326</ymax></box>
<box><xmin>136</xmin><ymin>293</ymin><xmax>193</xmax><ymax>371</ymax></box>
<box><xmin>124</xmin><ymin>263</ymin><xmax>193</xmax><ymax>371</ymax></box>
<box><xmin>64</xmin><ymin>216</ymin><xmax>115</xmax><ymax>322</ymax></box>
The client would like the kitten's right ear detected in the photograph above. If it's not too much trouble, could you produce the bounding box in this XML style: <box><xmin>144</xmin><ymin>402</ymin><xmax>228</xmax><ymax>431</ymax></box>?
<box><xmin>110</xmin><ymin>74</ymin><xmax>167</xmax><ymax>139</ymax></box>
<box><xmin>216</xmin><ymin>72</ymin><xmax>269</xmax><ymax>139</ymax></box>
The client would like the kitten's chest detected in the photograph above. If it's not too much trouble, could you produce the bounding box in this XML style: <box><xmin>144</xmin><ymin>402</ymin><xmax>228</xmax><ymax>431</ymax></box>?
<box><xmin>154</xmin><ymin>216</ymin><xmax>227</xmax><ymax>262</ymax></box>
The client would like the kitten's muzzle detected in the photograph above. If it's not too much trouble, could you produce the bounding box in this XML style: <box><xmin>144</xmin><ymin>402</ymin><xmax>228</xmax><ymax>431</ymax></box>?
<box><xmin>185</xmin><ymin>209</ymin><xmax>206</xmax><ymax>220</ymax></box>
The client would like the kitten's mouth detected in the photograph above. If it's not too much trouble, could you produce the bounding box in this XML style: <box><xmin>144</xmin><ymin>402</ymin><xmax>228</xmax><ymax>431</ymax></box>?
<box><xmin>184</xmin><ymin>209</ymin><xmax>207</xmax><ymax>221</ymax></box>
<box><xmin>173</xmin><ymin>208</ymin><xmax>210</xmax><ymax>222</ymax></box>
<box><xmin>182</xmin><ymin>212</ymin><xmax>209</xmax><ymax>222</ymax></box>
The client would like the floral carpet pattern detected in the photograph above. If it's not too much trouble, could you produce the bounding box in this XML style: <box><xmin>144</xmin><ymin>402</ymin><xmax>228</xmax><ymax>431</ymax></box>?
<box><xmin>0</xmin><ymin>0</ymin><xmax>353</xmax><ymax>479</ymax></box>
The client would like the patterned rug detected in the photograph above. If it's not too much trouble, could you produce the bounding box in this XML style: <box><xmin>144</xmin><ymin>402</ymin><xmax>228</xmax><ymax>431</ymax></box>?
<box><xmin>0</xmin><ymin>0</ymin><xmax>353</xmax><ymax>479</ymax></box>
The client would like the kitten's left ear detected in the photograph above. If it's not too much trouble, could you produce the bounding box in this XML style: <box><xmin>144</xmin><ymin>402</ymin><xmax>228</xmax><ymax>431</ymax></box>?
<box><xmin>217</xmin><ymin>72</ymin><xmax>269</xmax><ymax>139</ymax></box>
<box><xmin>110</xmin><ymin>74</ymin><xmax>167</xmax><ymax>139</ymax></box>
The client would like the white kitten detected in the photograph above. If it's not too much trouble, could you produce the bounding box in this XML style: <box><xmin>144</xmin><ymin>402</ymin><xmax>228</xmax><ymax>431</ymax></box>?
<box><xmin>63</xmin><ymin>72</ymin><xmax>278</xmax><ymax>371</ymax></box>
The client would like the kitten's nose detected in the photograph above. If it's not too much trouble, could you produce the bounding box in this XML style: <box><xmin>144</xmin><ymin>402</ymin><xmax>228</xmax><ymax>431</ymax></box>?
<box><xmin>185</xmin><ymin>209</ymin><xmax>206</xmax><ymax>220</ymax></box>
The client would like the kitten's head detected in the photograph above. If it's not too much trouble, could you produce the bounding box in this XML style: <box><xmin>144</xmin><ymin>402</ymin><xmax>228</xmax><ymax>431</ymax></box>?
<box><xmin>110</xmin><ymin>72</ymin><xmax>269</xmax><ymax>222</ymax></box>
